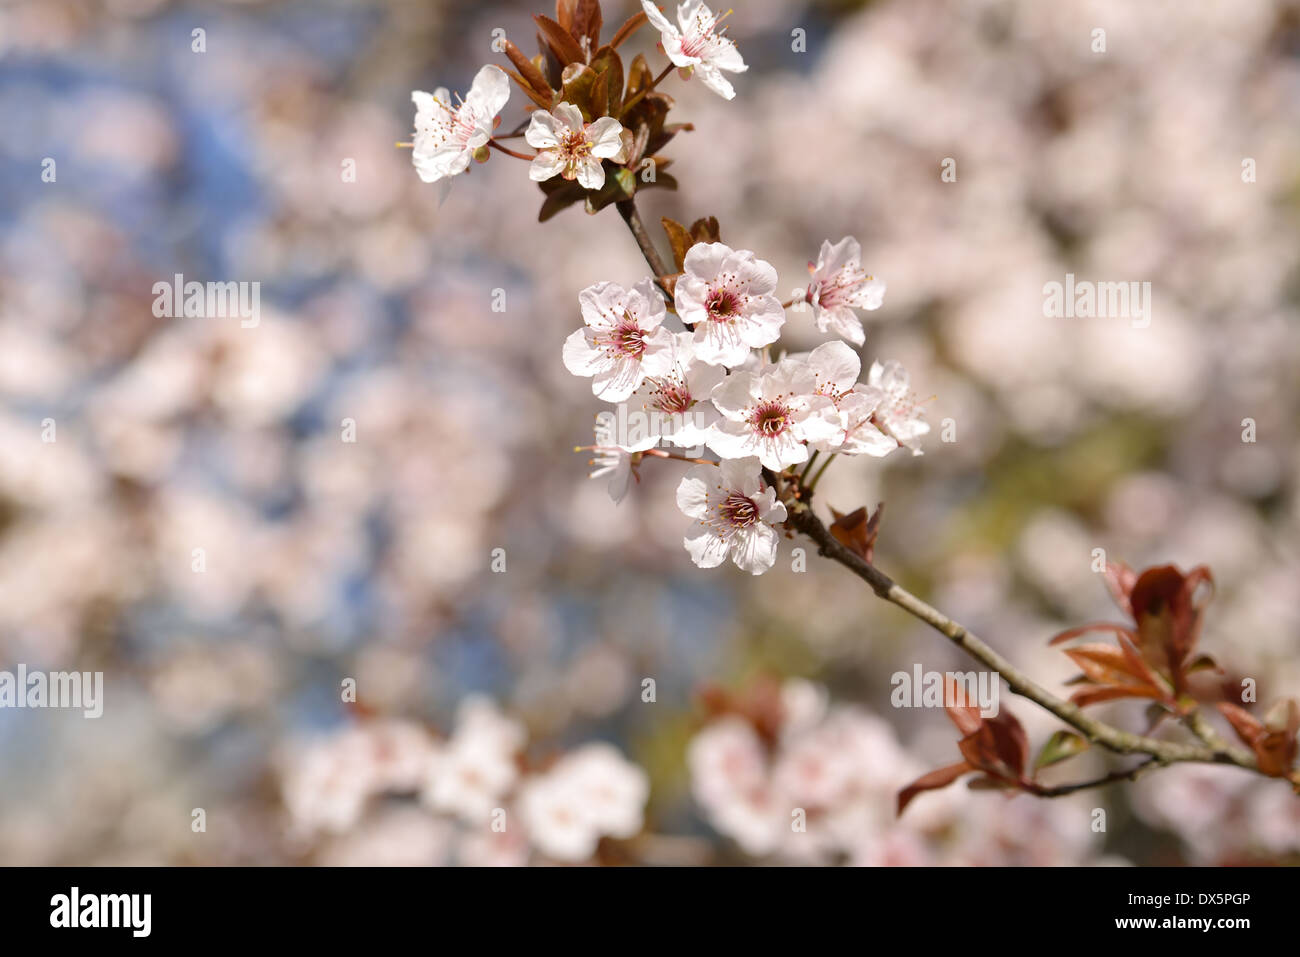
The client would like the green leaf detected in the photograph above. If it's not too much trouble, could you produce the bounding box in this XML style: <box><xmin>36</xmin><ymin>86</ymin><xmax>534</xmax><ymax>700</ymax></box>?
<box><xmin>1034</xmin><ymin>730</ymin><xmax>1091</xmax><ymax>771</ymax></box>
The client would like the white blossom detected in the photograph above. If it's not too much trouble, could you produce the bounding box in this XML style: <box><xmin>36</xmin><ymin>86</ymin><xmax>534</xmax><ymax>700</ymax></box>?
<box><xmin>803</xmin><ymin>237</ymin><xmax>886</xmax><ymax>346</ymax></box>
<box><xmin>587</xmin><ymin>413</ymin><xmax>641</xmax><ymax>504</ymax></box>
<box><xmin>708</xmin><ymin>359</ymin><xmax>841</xmax><ymax>470</ymax></box>
<box><xmin>676</xmin><ymin>457</ymin><xmax>787</xmax><ymax>574</ymax></box>
<box><xmin>525</xmin><ymin>102</ymin><xmax>625</xmax><ymax>190</ymax></box>
<box><xmin>631</xmin><ymin>332</ymin><xmax>725</xmax><ymax>448</ymax></box>
<box><xmin>411</xmin><ymin>65</ymin><xmax>510</xmax><ymax>183</ymax></box>
<box><xmin>641</xmin><ymin>0</ymin><xmax>748</xmax><ymax>100</ymax></box>
<box><xmin>866</xmin><ymin>359</ymin><xmax>930</xmax><ymax>454</ymax></box>
<box><xmin>675</xmin><ymin>243</ymin><xmax>785</xmax><ymax>367</ymax></box>
<box><xmin>518</xmin><ymin>743</ymin><xmax>649</xmax><ymax>861</ymax></box>
<box><xmin>564</xmin><ymin>279</ymin><xmax>675</xmax><ymax>402</ymax></box>
<box><xmin>422</xmin><ymin>696</ymin><xmax>525</xmax><ymax>824</ymax></box>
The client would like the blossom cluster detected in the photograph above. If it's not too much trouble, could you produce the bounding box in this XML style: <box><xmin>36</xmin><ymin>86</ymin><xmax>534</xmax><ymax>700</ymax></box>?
<box><xmin>569</xmin><ymin>238</ymin><xmax>928</xmax><ymax>574</ymax></box>
<box><xmin>410</xmin><ymin>1</ymin><xmax>748</xmax><ymax>193</ymax></box>
<box><xmin>688</xmin><ymin>678</ymin><xmax>1115</xmax><ymax>865</ymax></box>
<box><xmin>281</xmin><ymin>697</ymin><xmax>649</xmax><ymax>865</ymax></box>
<box><xmin>405</xmin><ymin>1</ymin><xmax>931</xmax><ymax>576</ymax></box>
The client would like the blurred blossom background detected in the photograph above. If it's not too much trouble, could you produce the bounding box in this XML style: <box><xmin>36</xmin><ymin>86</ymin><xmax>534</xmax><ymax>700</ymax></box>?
<box><xmin>1</xmin><ymin>0</ymin><xmax>1298</xmax><ymax>866</ymax></box>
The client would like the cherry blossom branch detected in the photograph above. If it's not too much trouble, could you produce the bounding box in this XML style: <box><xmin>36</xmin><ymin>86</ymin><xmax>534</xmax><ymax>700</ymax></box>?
<box><xmin>778</xmin><ymin>488</ymin><xmax>1259</xmax><ymax>774</ymax></box>
<box><xmin>603</xmin><ymin>136</ymin><xmax>1261</xmax><ymax>783</ymax></box>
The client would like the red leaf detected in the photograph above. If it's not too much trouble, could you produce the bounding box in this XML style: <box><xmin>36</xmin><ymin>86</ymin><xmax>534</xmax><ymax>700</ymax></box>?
<box><xmin>1064</xmin><ymin>644</ymin><xmax>1164</xmax><ymax>699</ymax></box>
<box><xmin>1218</xmin><ymin>702</ymin><xmax>1264</xmax><ymax>745</ymax></box>
<box><xmin>897</xmin><ymin>761</ymin><xmax>973</xmax><ymax>816</ymax></box>
<box><xmin>829</xmin><ymin>504</ymin><xmax>884</xmax><ymax>563</ymax></box>
<box><xmin>535</xmin><ymin>14</ymin><xmax>588</xmax><ymax>65</ymax></box>
<box><xmin>943</xmin><ymin>674</ymin><xmax>983</xmax><ymax>736</ymax></box>
<box><xmin>1069</xmin><ymin>685</ymin><xmax>1157</xmax><ymax>707</ymax></box>
<box><xmin>609</xmin><ymin>10</ymin><xmax>647</xmax><ymax>49</ymax></box>
<box><xmin>1049</xmin><ymin>622</ymin><xmax>1138</xmax><ymax>646</ymax></box>
<box><xmin>1103</xmin><ymin>561</ymin><xmax>1137</xmax><ymax>618</ymax></box>
<box><xmin>985</xmin><ymin>711</ymin><xmax>1031</xmax><ymax>778</ymax></box>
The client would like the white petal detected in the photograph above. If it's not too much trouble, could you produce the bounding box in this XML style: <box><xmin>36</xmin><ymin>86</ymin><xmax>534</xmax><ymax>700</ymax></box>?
<box><xmin>735</xmin><ymin>299</ymin><xmax>786</xmax><ymax>349</ymax></box>
<box><xmin>718</xmin><ymin>456</ymin><xmax>763</xmax><ymax>496</ymax></box>
<box><xmin>592</xmin><ymin>357</ymin><xmax>645</xmax><ymax>402</ymax></box>
<box><xmin>692</xmin><ymin>322</ymin><xmax>752</xmax><ymax>367</ymax></box>
<box><xmin>529</xmin><ymin>150</ymin><xmax>566</xmax><ymax>181</ymax></box>
<box><xmin>681</xmin><ymin>242</ymin><xmax>735</xmax><ymax>282</ymax></box>
<box><xmin>685</xmin><ymin>527</ymin><xmax>730</xmax><ymax>568</ymax></box>
<box><xmin>849</xmin><ymin>275</ymin><xmax>886</xmax><ymax>311</ymax></box>
<box><xmin>629</xmin><ymin>279</ymin><xmax>667</xmax><ymax>329</ymax></box>
<box><xmin>587</xmin><ymin>117</ymin><xmax>626</xmax><ymax>157</ymax></box>
<box><xmin>815</xmin><ymin>306</ymin><xmax>866</xmax><ymax>347</ymax></box>
<box><xmin>818</xmin><ymin>236</ymin><xmax>861</xmax><ymax>276</ymax></box>
<box><xmin>578</xmin><ymin>281</ymin><xmax>627</xmax><ymax>330</ymax></box>
<box><xmin>575</xmin><ymin>155</ymin><xmax>607</xmax><ymax>190</ymax></box>
<box><xmin>638</xmin><ymin>329</ymin><xmax>678</xmax><ymax>377</ymax></box>
<box><xmin>731</xmin><ymin>524</ymin><xmax>778</xmax><ymax>575</ymax></box>
<box><xmin>807</xmin><ymin>340</ymin><xmax>861</xmax><ymax>393</ymax></box>
<box><xmin>641</xmin><ymin>0</ymin><xmax>680</xmax><ymax>39</ymax></box>
<box><xmin>562</xmin><ymin>328</ymin><xmax>607</xmax><ymax>377</ymax></box>
<box><xmin>709</xmin><ymin>371</ymin><xmax>756</xmax><ymax>417</ymax></box>
<box><xmin>525</xmin><ymin>111</ymin><xmax>562</xmax><ymax>150</ymax></box>
<box><xmin>465</xmin><ymin>65</ymin><xmax>511</xmax><ymax>120</ymax></box>
<box><xmin>676</xmin><ymin>465</ymin><xmax>714</xmax><ymax>519</ymax></box>
<box><xmin>706</xmin><ymin>421</ymin><xmax>760</xmax><ymax>460</ymax></box>
<box><xmin>694</xmin><ymin>63</ymin><xmax>736</xmax><ymax>100</ymax></box>
<box><xmin>708</xmin><ymin>39</ymin><xmax>747</xmax><ymax>74</ymax></box>
<box><xmin>551</xmin><ymin>101</ymin><xmax>586</xmax><ymax>132</ymax></box>
<box><xmin>677</xmin><ymin>0</ymin><xmax>707</xmax><ymax>34</ymax></box>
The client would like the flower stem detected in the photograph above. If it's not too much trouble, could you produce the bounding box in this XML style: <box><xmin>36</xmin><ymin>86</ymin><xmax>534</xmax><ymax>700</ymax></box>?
<box><xmin>620</xmin><ymin>63</ymin><xmax>677</xmax><ymax>118</ymax></box>
<box><xmin>488</xmin><ymin>139</ymin><xmax>534</xmax><ymax>161</ymax></box>
<box><xmin>643</xmin><ymin>448</ymin><xmax>716</xmax><ymax>466</ymax></box>
<box><xmin>805</xmin><ymin>453</ymin><xmax>836</xmax><ymax>492</ymax></box>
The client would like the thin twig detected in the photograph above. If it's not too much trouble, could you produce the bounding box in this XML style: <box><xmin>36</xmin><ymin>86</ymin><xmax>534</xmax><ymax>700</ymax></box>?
<box><xmin>620</xmin><ymin>63</ymin><xmax>676</xmax><ymax>117</ymax></box>
<box><xmin>1032</xmin><ymin>756</ymin><xmax>1165</xmax><ymax>797</ymax></box>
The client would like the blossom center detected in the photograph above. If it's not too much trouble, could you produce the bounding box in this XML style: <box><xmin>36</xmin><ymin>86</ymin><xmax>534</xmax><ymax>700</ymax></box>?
<box><xmin>613</xmin><ymin>316</ymin><xmax>646</xmax><ymax>357</ymax></box>
<box><xmin>813</xmin><ymin>265</ymin><xmax>873</xmax><ymax>309</ymax></box>
<box><xmin>717</xmin><ymin>492</ymin><xmax>758</xmax><ymax>529</ymax></box>
<box><xmin>705</xmin><ymin>288</ymin><xmax>741</xmax><ymax>322</ymax></box>
<box><xmin>680</xmin><ymin>9</ymin><xmax>731</xmax><ymax>59</ymax></box>
<box><xmin>561</xmin><ymin>129</ymin><xmax>592</xmax><ymax>160</ymax></box>
<box><xmin>749</xmin><ymin>400</ymin><xmax>791</xmax><ymax>437</ymax></box>
<box><xmin>650</xmin><ymin>377</ymin><xmax>694</xmax><ymax>414</ymax></box>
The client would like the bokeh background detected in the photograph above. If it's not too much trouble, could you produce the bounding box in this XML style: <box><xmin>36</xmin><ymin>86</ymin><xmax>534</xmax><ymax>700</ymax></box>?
<box><xmin>1</xmin><ymin>0</ymin><xmax>1298</xmax><ymax>865</ymax></box>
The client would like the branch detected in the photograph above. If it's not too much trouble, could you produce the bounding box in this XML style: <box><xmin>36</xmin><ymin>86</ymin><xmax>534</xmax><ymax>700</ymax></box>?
<box><xmin>780</xmin><ymin>491</ymin><xmax>1259</xmax><ymax>773</ymax></box>
<box><xmin>616</xmin><ymin>198</ymin><xmax>673</xmax><ymax>300</ymax></box>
